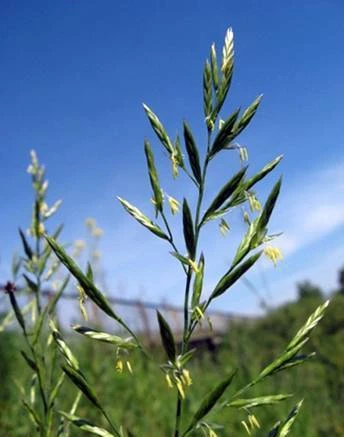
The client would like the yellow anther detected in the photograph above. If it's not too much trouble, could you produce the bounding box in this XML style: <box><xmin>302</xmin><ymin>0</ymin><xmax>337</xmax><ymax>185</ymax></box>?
<box><xmin>115</xmin><ymin>359</ymin><xmax>123</xmax><ymax>373</ymax></box>
<box><xmin>241</xmin><ymin>420</ymin><xmax>251</xmax><ymax>435</ymax></box>
<box><xmin>126</xmin><ymin>361</ymin><xmax>133</xmax><ymax>374</ymax></box>
<box><xmin>168</xmin><ymin>196</ymin><xmax>180</xmax><ymax>215</ymax></box>
<box><xmin>264</xmin><ymin>245</ymin><xmax>283</xmax><ymax>266</ymax></box>
<box><xmin>249</xmin><ymin>414</ymin><xmax>260</xmax><ymax>429</ymax></box>
<box><xmin>189</xmin><ymin>259</ymin><xmax>199</xmax><ymax>273</ymax></box>
<box><xmin>182</xmin><ymin>369</ymin><xmax>192</xmax><ymax>386</ymax></box>
<box><xmin>175</xmin><ymin>378</ymin><xmax>185</xmax><ymax>399</ymax></box>
<box><xmin>165</xmin><ymin>374</ymin><xmax>173</xmax><ymax>388</ymax></box>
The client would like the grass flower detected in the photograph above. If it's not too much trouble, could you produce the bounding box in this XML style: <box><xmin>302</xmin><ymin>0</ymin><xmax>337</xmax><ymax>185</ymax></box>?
<box><xmin>247</xmin><ymin>191</ymin><xmax>262</xmax><ymax>212</ymax></box>
<box><xmin>168</xmin><ymin>195</ymin><xmax>180</xmax><ymax>215</ymax></box>
<box><xmin>76</xmin><ymin>284</ymin><xmax>88</xmax><ymax>321</ymax></box>
<box><xmin>115</xmin><ymin>359</ymin><xmax>124</xmax><ymax>373</ymax></box>
<box><xmin>91</xmin><ymin>227</ymin><xmax>104</xmax><ymax>238</ymax></box>
<box><xmin>264</xmin><ymin>245</ymin><xmax>283</xmax><ymax>266</ymax></box>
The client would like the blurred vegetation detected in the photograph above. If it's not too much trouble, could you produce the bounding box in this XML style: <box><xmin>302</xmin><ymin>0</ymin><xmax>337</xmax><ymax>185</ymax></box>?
<box><xmin>1</xmin><ymin>268</ymin><xmax>343</xmax><ymax>436</ymax></box>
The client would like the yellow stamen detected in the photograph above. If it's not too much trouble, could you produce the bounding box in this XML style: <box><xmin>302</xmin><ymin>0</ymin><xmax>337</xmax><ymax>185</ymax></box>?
<box><xmin>247</xmin><ymin>192</ymin><xmax>261</xmax><ymax>212</ymax></box>
<box><xmin>176</xmin><ymin>378</ymin><xmax>185</xmax><ymax>399</ymax></box>
<box><xmin>115</xmin><ymin>359</ymin><xmax>123</xmax><ymax>373</ymax></box>
<box><xmin>126</xmin><ymin>361</ymin><xmax>133</xmax><ymax>374</ymax></box>
<box><xmin>188</xmin><ymin>259</ymin><xmax>199</xmax><ymax>273</ymax></box>
<box><xmin>208</xmin><ymin>429</ymin><xmax>218</xmax><ymax>437</ymax></box>
<box><xmin>249</xmin><ymin>414</ymin><xmax>260</xmax><ymax>429</ymax></box>
<box><xmin>168</xmin><ymin>196</ymin><xmax>180</xmax><ymax>215</ymax></box>
<box><xmin>239</xmin><ymin>146</ymin><xmax>248</xmax><ymax>162</ymax></box>
<box><xmin>76</xmin><ymin>285</ymin><xmax>88</xmax><ymax>321</ymax></box>
<box><xmin>165</xmin><ymin>374</ymin><xmax>173</xmax><ymax>389</ymax></box>
<box><xmin>264</xmin><ymin>245</ymin><xmax>283</xmax><ymax>266</ymax></box>
<box><xmin>195</xmin><ymin>306</ymin><xmax>204</xmax><ymax>319</ymax></box>
<box><xmin>171</xmin><ymin>150</ymin><xmax>179</xmax><ymax>178</ymax></box>
<box><xmin>182</xmin><ymin>369</ymin><xmax>192</xmax><ymax>386</ymax></box>
<box><xmin>241</xmin><ymin>420</ymin><xmax>251</xmax><ymax>435</ymax></box>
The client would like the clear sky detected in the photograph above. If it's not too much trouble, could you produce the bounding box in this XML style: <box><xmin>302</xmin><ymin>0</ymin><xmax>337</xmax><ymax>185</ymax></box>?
<box><xmin>1</xmin><ymin>0</ymin><xmax>343</xmax><ymax>315</ymax></box>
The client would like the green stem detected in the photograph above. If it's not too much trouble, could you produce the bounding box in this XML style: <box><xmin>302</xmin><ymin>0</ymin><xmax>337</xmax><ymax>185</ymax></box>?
<box><xmin>161</xmin><ymin>211</ymin><xmax>187</xmax><ymax>275</ymax></box>
<box><xmin>23</xmin><ymin>334</ymin><xmax>48</xmax><ymax>414</ymax></box>
<box><xmin>184</xmin><ymin>136</ymin><xmax>211</xmax><ymax>341</ymax></box>
<box><xmin>174</xmin><ymin>132</ymin><xmax>212</xmax><ymax>437</ymax></box>
<box><xmin>101</xmin><ymin>408</ymin><xmax>121</xmax><ymax>437</ymax></box>
<box><xmin>182</xmin><ymin>268</ymin><xmax>193</xmax><ymax>351</ymax></box>
<box><xmin>174</xmin><ymin>394</ymin><xmax>183</xmax><ymax>437</ymax></box>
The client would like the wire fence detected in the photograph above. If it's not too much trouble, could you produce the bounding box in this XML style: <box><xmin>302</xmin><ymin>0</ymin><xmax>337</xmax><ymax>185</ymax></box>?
<box><xmin>1</xmin><ymin>285</ymin><xmax>254</xmax><ymax>347</ymax></box>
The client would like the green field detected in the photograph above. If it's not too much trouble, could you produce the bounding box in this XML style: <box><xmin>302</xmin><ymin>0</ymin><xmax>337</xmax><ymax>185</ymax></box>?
<box><xmin>1</xmin><ymin>284</ymin><xmax>343</xmax><ymax>436</ymax></box>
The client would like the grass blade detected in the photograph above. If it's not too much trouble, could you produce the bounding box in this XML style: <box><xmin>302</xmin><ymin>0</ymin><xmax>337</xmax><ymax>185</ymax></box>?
<box><xmin>184</xmin><ymin>370</ymin><xmax>236</xmax><ymax>435</ymax></box>
<box><xmin>157</xmin><ymin>311</ymin><xmax>176</xmax><ymax>362</ymax></box>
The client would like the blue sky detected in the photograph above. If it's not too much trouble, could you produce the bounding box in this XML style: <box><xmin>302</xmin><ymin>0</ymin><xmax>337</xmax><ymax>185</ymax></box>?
<box><xmin>1</xmin><ymin>1</ymin><xmax>343</xmax><ymax>315</ymax></box>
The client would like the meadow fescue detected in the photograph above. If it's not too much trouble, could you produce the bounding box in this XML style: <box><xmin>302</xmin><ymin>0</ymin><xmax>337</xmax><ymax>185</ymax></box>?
<box><xmin>2</xmin><ymin>27</ymin><xmax>330</xmax><ymax>436</ymax></box>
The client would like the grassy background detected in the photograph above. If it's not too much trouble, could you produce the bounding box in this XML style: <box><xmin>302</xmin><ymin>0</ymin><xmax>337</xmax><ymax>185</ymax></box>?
<box><xmin>1</xmin><ymin>287</ymin><xmax>343</xmax><ymax>436</ymax></box>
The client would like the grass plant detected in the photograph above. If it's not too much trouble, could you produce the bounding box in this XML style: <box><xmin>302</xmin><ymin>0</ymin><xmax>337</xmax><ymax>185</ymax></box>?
<box><xmin>3</xmin><ymin>27</ymin><xmax>329</xmax><ymax>437</ymax></box>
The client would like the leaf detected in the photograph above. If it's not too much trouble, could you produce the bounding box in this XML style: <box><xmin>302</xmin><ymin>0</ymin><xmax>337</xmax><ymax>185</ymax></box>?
<box><xmin>231</xmin><ymin>218</ymin><xmax>259</xmax><ymax>267</ymax></box>
<box><xmin>201</xmin><ymin>167</ymin><xmax>247</xmax><ymax>223</ymax></box>
<box><xmin>86</xmin><ymin>262</ymin><xmax>94</xmax><ymax>281</ymax></box>
<box><xmin>257</xmin><ymin>341</ymin><xmax>307</xmax><ymax>381</ymax></box>
<box><xmin>170</xmin><ymin>251</ymin><xmax>191</xmax><ymax>266</ymax></box>
<box><xmin>45</xmin><ymin>236</ymin><xmax>126</xmax><ymax>324</ymax></box>
<box><xmin>59</xmin><ymin>411</ymin><xmax>116</xmax><ymax>437</ymax></box>
<box><xmin>272</xmin><ymin>353</ymin><xmax>316</xmax><ymax>374</ymax></box>
<box><xmin>157</xmin><ymin>311</ymin><xmax>176</xmax><ymax>362</ymax></box>
<box><xmin>38</xmin><ymin>224</ymin><xmax>64</xmax><ymax>275</ymax></box>
<box><xmin>142</xmin><ymin>104</ymin><xmax>173</xmax><ymax>153</ymax></box>
<box><xmin>183</xmin><ymin>122</ymin><xmax>202</xmax><ymax>185</ymax></box>
<box><xmin>72</xmin><ymin>325</ymin><xmax>137</xmax><ymax>348</ymax></box>
<box><xmin>287</xmin><ymin>300</ymin><xmax>329</xmax><ymax>351</ymax></box>
<box><xmin>203</xmin><ymin>60</ymin><xmax>213</xmax><ymax>124</ymax></box>
<box><xmin>209</xmin><ymin>108</ymin><xmax>241</xmax><ymax>158</ymax></box>
<box><xmin>182</xmin><ymin>199</ymin><xmax>195</xmax><ymax>258</ymax></box>
<box><xmin>8</xmin><ymin>291</ymin><xmax>26</xmax><ymax>333</ymax></box>
<box><xmin>23</xmin><ymin>273</ymin><xmax>38</xmax><ymax>293</ymax></box>
<box><xmin>144</xmin><ymin>139</ymin><xmax>163</xmax><ymax>213</ymax></box>
<box><xmin>184</xmin><ymin>371</ymin><xmax>236</xmax><ymax>435</ymax></box>
<box><xmin>211</xmin><ymin>71</ymin><xmax>234</xmax><ymax>124</ymax></box>
<box><xmin>257</xmin><ymin>302</ymin><xmax>329</xmax><ymax>381</ymax></box>
<box><xmin>49</xmin><ymin>319</ymin><xmax>80</xmax><ymax>370</ymax></box>
<box><xmin>21</xmin><ymin>350</ymin><xmax>38</xmax><ymax>372</ymax></box>
<box><xmin>211</xmin><ymin>251</ymin><xmax>262</xmax><ymax>299</ymax></box>
<box><xmin>48</xmin><ymin>372</ymin><xmax>65</xmax><ymax>408</ymax></box>
<box><xmin>62</xmin><ymin>365</ymin><xmax>102</xmax><ymax>410</ymax></box>
<box><xmin>268</xmin><ymin>401</ymin><xmax>303</xmax><ymax>437</ymax></box>
<box><xmin>233</xmin><ymin>95</ymin><xmax>263</xmax><ymax>138</ymax></box>
<box><xmin>117</xmin><ymin>197</ymin><xmax>169</xmax><ymax>240</ymax></box>
<box><xmin>192</xmin><ymin>253</ymin><xmax>205</xmax><ymax>307</ymax></box>
<box><xmin>19</xmin><ymin>228</ymin><xmax>33</xmax><ymax>259</ymax></box>
<box><xmin>210</xmin><ymin>43</ymin><xmax>219</xmax><ymax>91</ymax></box>
<box><xmin>245</xmin><ymin>155</ymin><xmax>283</xmax><ymax>190</ymax></box>
<box><xmin>23</xmin><ymin>400</ymin><xmax>41</xmax><ymax>429</ymax></box>
<box><xmin>255</xmin><ymin>179</ymin><xmax>282</xmax><ymax>236</ymax></box>
<box><xmin>227</xmin><ymin>394</ymin><xmax>292</xmax><ymax>409</ymax></box>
